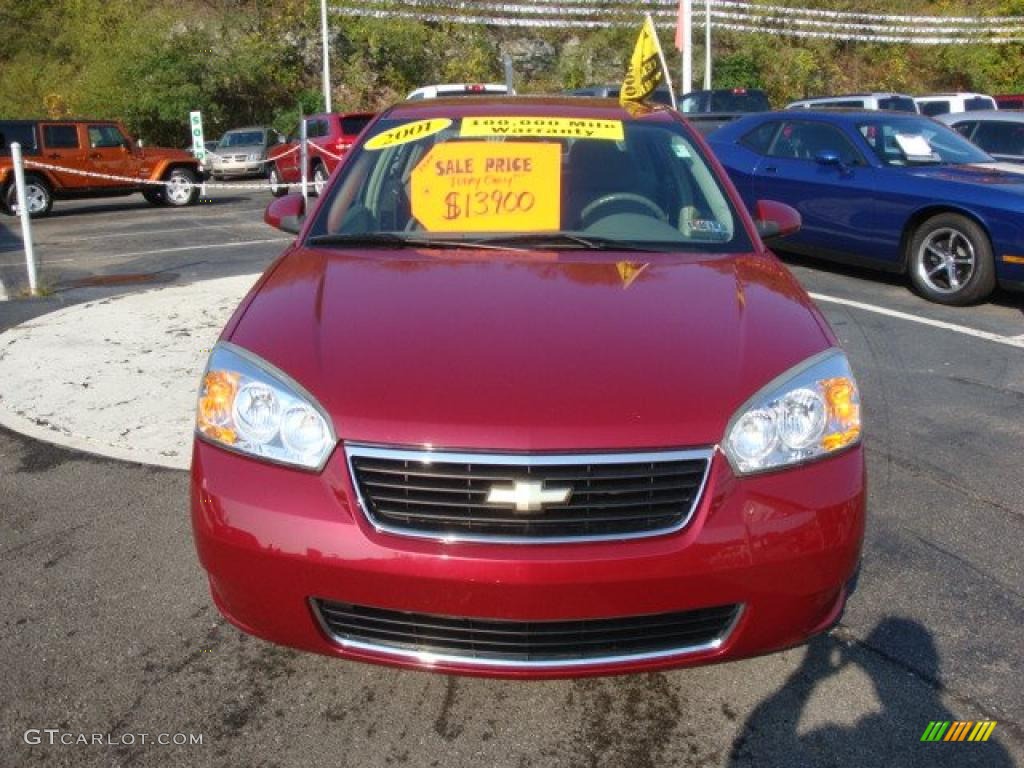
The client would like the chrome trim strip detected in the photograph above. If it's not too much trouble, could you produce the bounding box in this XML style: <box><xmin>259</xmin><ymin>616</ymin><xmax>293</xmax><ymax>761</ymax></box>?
<box><xmin>344</xmin><ymin>443</ymin><xmax>716</xmax><ymax>545</ymax></box>
<box><xmin>310</xmin><ymin>600</ymin><xmax>745</xmax><ymax>671</ymax></box>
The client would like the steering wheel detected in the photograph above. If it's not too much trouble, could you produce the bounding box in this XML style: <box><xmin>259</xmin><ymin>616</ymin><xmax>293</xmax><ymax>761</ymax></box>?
<box><xmin>579</xmin><ymin>193</ymin><xmax>667</xmax><ymax>225</ymax></box>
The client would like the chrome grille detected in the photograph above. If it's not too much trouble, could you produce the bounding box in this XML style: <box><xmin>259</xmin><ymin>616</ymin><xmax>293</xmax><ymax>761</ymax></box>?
<box><xmin>346</xmin><ymin>445</ymin><xmax>713</xmax><ymax>543</ymax></box>
<box><xmin>313</xmin><ymin>599</ymin><xmax>741</xmax><ymax>667</ymax></box>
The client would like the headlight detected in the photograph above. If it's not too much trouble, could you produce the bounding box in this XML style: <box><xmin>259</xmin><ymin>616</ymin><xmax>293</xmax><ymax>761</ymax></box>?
<box><xmin>247</xmin><ymin>152</ymin><xmax>264</xmax><ymax>161</ymax></box>
<box><xmin>723</xmin><ymin>349</ymin><xmax>861</xmax><ymax>475</ymax></box>
<box><xmin>196</xmin><ymin>342</ymin><xmax>336</xmax><ymax>470</ymax></box>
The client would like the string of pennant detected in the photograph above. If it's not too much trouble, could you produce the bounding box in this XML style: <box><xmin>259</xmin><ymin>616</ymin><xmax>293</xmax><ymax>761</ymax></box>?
<box><xmin>331</xmin><ymin>0</ymin><xmax>1024</xmax><ymax>43</ymax></box>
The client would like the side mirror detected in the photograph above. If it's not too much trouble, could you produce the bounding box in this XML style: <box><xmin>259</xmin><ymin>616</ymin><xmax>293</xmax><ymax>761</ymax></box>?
<box><xmin>815</xmin><ymin>149</ymin><xmax>841</xmax><ymax>166</ymax></box>
<box><xmin>265</xmin><ymin>194</ymin><xmax>305</xmax><ymax>235</ymax></box>
<box><xmin>753</xmin><ymin>200</ymin><xmax>801</xmax><ymax>242</ymax></box>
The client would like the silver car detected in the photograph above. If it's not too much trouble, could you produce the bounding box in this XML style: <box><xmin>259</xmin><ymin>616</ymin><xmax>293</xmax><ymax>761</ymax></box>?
<box><xmin>208</xmin><ymin>126</ymin><xmax>280</xmax><ymax>179</ymax></box>
<box><xmin>936</xmin><ymin>110</ymin><xmax>1024</xmax><ymax>164</ymax></box>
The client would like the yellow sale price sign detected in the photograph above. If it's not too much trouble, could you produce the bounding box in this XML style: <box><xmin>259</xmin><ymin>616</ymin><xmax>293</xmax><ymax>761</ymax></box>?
<box><xmin>410</xmin><ymin>142</ymin><xmax>561</xmax><ymax>232</ymax></box>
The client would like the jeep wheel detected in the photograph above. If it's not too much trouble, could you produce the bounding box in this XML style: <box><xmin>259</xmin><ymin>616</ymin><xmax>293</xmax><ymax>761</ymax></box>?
<box><xmin>268</xmin><ymin>165</ymin><xmax>286</xmax><ymax>197</ymax></box>
<box><xmin>4</xmin><ymin>174</ymin><xmax>53</xmax><ymax>218</ymax></box>
<box><xmin>163</xmin><ymin>167</ymin><xmax>199</xmax><ymax>207</ymax></box>
<box><xmin>142</xmin><ymin>188</ymin><xmax>165</xmax><ymax>206</ymax></box>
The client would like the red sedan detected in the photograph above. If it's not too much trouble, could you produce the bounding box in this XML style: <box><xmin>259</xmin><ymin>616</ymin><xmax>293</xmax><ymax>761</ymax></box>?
<box><xmin>191</xmin><ymin>97</ymin><xmax>865</xmax><ymax>678</ymax></box>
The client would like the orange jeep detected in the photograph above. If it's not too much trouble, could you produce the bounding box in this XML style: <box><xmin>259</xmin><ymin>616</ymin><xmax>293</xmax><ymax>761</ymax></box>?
<box><xmin>0</xmin><ymin>119</ymin><xmax>202</xmax><ymax>217</ymax></box>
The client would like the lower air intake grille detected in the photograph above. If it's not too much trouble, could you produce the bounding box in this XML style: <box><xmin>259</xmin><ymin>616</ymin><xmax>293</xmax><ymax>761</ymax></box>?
<box><xmin>313</xmin><ymin>600</ymin><xmax>741</xmax><ymax>666</ymax></box>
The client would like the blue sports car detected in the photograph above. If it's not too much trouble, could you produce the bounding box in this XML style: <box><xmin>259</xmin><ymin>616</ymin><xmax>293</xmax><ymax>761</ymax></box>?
<box><xmin>707</xmin><ymin>110</ymin><xmax>1024</xmax><ymax>304</ymax></box>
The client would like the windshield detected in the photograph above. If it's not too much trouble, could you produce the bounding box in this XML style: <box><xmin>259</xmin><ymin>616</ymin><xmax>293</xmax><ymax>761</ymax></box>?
<box><xmin>220</xmin><ymin>131</ymin><xmax>265</xmax><ymax>147</ymax></box>
<box><xmin>877</xmin><ymin>97</ymin><xmax>917</xmax><ymax>112</ymax></box>
<box><xmin>310</xmin><ymin>114</ymin><xmax>751</xmax><ymax>253</ymax></box>
<box><xmin>857</xmin><ymin>117</ymin><xmax>992</xmax><ymax>166</ymax></box>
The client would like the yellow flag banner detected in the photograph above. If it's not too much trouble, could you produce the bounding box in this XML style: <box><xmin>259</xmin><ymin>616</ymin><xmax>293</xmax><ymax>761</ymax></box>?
<box><xmin>621</xmin><ymin>14</ymin><xmax>667</xmax><ymax>105</ymax></box>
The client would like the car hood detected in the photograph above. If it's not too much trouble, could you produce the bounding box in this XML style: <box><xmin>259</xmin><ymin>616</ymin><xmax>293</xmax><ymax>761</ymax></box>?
<box><xmin>227</xmin><ymin>248</ymin><xmax>832</xmax><ymax>451</ymax></box>
<box><xmin>907</xmin><ymin>163</ymin><xmax>1024</xmax><ymax>190</ymax></box>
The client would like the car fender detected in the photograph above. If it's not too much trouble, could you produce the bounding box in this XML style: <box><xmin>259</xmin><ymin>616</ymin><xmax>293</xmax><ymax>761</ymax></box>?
<box><xmin>147</xmin><ymin>158</ymin><xmax>201</xmax><ymax>181</ymax></box>
<box><xmin>897</xmin><ymin>203</ymin><xmax>995</xmax><ymax>271</ymax></box>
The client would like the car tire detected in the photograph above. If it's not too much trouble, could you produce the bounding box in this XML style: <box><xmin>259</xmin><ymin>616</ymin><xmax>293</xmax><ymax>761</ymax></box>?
<box><xmin>142</xmin><ymin>188</ymin><xmax>165</xmax><ymax>206</ymax></box>
<box><xmin>907</xmin><ymin>213</ymin><xmax>995</xmax><ymax>305</ymax></box>
<box><xmin>268</xmin><ymin>165</ymin><xmax>287</xmax><ymax>197</ymax></box>
<box><xmin>162</xmin><ymin>167</ymin><xmax>199</xmax><ymax>207</ymax></box>
<box><xmin>312</xmin><ymin>162</ymin><xmax>328</xmax><ymax>197</ymax></box>
<box><xmin>4</xmin><ymin>174</ymin><xmax>53</xmax><ymax>218</ymax></box>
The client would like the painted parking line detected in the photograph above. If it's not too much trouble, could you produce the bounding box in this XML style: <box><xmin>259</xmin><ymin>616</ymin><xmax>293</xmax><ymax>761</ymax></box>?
<box><xmin>809</xmin><ymin>292</ymin><xmax>1024</xmax><ymax>349</ymax></box>
<box><xmin>0</xmin><ymin>257</ymin><xmax>77</xmax><ymax>267</ymax></box>
<box><xmin>36</xmin><ymin>221</ymin><xmax>269</xmax><ymax>244</ymax></box>
<box><xmin>109</xmin><ymin>237</ymin><xmax>291</xmax><ymax>260</ymax></box>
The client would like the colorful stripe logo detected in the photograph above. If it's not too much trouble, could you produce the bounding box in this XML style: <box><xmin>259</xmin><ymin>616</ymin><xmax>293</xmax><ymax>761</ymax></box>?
<box><xmin>921</xmin><ymin>721</ymin><xmax>997</xmax><ymax>742</ymax></box>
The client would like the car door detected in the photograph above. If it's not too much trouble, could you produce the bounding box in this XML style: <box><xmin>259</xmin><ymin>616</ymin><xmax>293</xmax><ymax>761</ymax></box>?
<box><xmin>84</xmin><ymin>124</ymin><xmax>136</xmax><ymax>188</ymax></box>
<box><xmin>276</xmin><ymin>122</ymin><xmax>302</xmax><ymax>181</ymax></box>
<box><xmin>751</xmin><ymin>119</ymin><xmax>882</xmax><ymax>261</ymax></box>
<box><xmin>39</xmin><ymin>124</ymin><xmax>86</xmax><ymax>189</ymax></box>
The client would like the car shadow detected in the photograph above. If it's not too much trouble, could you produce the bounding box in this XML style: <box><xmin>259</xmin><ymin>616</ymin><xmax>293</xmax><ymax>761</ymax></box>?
<box><xmin>0</xmin><ymin>218</ymin><xmax>22</xmax><ymax>252</ymax></box>
<box><xmin>36</xmin><ymin>196</ymin><xmax>253</xmax><ymax>219</ymax></box>
<box><xmin>728</xmin><ymin>618</ymin><xmax>1013</xmax><ymax>767</ymax></box>
<box><xmin>774</xmin><ymin>249</ymin><xmax>1024</xmax><ymax>312</ymax></box>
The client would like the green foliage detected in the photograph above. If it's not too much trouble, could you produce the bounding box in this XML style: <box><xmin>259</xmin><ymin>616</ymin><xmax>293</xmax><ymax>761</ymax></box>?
<box><xmin>2</xmin><ymin>0</ymin><xmax>1024</xmax><ymax>147</ymax></box>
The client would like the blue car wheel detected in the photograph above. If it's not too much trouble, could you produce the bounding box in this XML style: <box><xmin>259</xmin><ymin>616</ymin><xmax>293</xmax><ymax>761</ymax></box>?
<box><xmin>908</xmin><ymin>213</ymin><xmax>996</xmax><ymax>305</ymax></box>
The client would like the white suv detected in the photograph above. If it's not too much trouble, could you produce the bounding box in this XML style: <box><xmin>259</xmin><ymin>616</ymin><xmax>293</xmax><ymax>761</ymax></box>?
<box><xmin>786</xmin><ymin>93</ymin><xmax>918</xmax><ymax>112</ymax></box>
<box><xmin>914</xmin><ymin>93</ymin><xmax>998</xmax><ymax>116</ymax></box>
<box><xmin>406</xmin><ymin>83</ymin><xmax>513</xmax><ymax>100</ymax></box>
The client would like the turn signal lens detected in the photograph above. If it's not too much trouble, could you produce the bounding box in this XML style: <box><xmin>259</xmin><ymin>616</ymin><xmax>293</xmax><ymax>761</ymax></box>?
<box><xmin>724</xmin><ymin>350</ymin><xmax>862</xmax><ymax>475</ymax></box>
<box><xmin>197</xmin><ymin>371</ymin><xmax>239</xmax><ymax>443</ymax></box>
<box><xmin>195</xmin><ymin>343</ymin><xmax>335</xmax><ymax>470</ymax></box>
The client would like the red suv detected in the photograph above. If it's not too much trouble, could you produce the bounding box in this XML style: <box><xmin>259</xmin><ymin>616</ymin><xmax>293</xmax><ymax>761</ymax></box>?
<box><xmin>267</xmin><ymin>112</ymin><xmax>374</xmax><ymax>197</ymax></box>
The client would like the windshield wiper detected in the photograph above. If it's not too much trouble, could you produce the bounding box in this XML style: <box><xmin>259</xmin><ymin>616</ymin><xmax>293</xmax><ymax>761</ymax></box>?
<box><xmin>464</xmin><ymin>232</ymin><xmax>666</xmax><ymax>252</ymax></box>
<box><xmin>306</xmin><ymin>233</ymin><xmax>524</xmax><ymax>250</ymax></box>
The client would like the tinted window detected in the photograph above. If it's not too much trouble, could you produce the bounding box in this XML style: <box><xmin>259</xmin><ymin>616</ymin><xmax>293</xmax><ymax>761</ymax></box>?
<box><xmin>679</xmin><ymin>94</ymin><xmax>708</xmax><ymax>113</ymax></box>
<box><xmin>920</xmin><ymin>101</ymin><xmax>950</xmax><ymax>117</ymax></box>
<box><xmin>822</xmin><ymin>100</ymin><xmax>865</xmax><ymax>109</ymax></box>
<box><xmin>950</xmin><ymin>121</ymin><xmax>977</xmax><ymax>139</ymax></box>
<box><xmin>972</xmin><ymin>121</ymin><xmax>1024</xmax><ymax>157</ymax></box>
<box><xmin>964</xmin><ymin>97</ymin><xmax>996</xmax><ymax>111</ymax></box>
<box><xmin>0</xmin><ymin>122</ymin><xmax>39</xmax><ymax>155</ymax></box>
<box><xmin>341</xmin><ymin>116</ymin><xmax>372</xmax><ymax>136</ymax></box>
<box><xmin>877</xmin><ymin>97</ymin><xmax>917</xmax><ymax>112</ymax></box>
<box><xmin>997</xmin><ymin>98</ymin><xmax>1024</xmax><ymax>109</ymax></box>
<box><xmin>88</xmin><ymin>125</ymin><xmax>127</xmax><ymax>148</ymax></box>
<box><xmin>220</xmin><ymin>130</ymin><xmax>265</xmax><ymax>147</ymax></box>
<box><xmin>709</xmin><ymin>91</ymin><xmax>770</xmax><ymax>112</ymax></box>
<box><xmin>43</xmin><ymin>125</ymin><xmax>79</xmax><ymax>148</ymax></box>
<box><xmin>768</xmin><ymin>121</ymin><xmax>863</xmax><ymax>165</ymax></box>
<box><xmin>740</xmin><ymin>122</ymin><xmax>778</xmax><ymax>154</ymax></box>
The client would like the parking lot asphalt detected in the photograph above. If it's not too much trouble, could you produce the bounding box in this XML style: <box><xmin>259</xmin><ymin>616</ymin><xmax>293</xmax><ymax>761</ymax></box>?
<box><xmin>1</xmin><ymin>186</ymin><xmax>1022</xmax><ymax>767</ymax></box>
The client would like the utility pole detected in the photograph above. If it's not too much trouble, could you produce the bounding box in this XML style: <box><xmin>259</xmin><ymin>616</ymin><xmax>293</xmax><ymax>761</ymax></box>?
<box><xmin>321</xmin><ymin>0</ymin><xmax>332</xmax><ymax>112</ymax></box>
<box><xmin>703</xmin><ymin>0</ymin><xmax>712</xmax><ymax>90</ymax></box>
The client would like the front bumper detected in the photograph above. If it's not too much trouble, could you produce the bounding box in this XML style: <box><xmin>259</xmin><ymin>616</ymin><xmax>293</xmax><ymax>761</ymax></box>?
<box><xmin>208</xmin><ymin>159</ymin><xmax>266</xmax><ymax>178</ymax></box>
<box><xmin>191</xmin><ymin>441</ymin><xmax>865</xmax><ymax>679</ymax></box>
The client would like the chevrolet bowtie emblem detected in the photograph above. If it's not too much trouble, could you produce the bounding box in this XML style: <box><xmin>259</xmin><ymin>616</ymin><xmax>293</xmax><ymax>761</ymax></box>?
<box><xmin>486</xmin><ymin>480</ymin><xmax>572</xmax><ymax>513</ymax></box>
